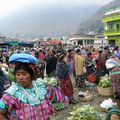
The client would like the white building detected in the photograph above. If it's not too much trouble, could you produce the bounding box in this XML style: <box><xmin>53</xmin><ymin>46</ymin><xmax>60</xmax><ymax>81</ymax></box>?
<box><xmin>94</xmin><ymin>35</ymin><xmax>107</xmax><ymax>48</ymax></box>
<box><xmin>69</xmin><ymin>34</ymin><xmax>95</xmax><ymax>47</ymax></box>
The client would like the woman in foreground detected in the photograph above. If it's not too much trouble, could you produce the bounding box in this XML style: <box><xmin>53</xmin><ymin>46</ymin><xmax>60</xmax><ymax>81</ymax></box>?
<box><xmin>0</xmin><ymin>53</ymin><xmax>54</xmax><ymax>120</ymax></box>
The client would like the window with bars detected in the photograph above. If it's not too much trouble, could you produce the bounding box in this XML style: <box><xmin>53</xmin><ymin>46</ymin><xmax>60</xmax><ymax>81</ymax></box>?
<box><xmin>116</xmin><ymin>24</ymin><xmax>120</xmax><ymax>30</ymax></box>
<box><xmin>108</xmin><ymin>22</ymin><xmax>114</xmax><ymax>30</ymax></box>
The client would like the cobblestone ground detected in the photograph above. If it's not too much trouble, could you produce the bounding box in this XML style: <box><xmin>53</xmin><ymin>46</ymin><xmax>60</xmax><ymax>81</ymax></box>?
<box><xmin>51</xmin><ymin>77</ymin><xmax>113</xmax><ymax>120</ymax></box>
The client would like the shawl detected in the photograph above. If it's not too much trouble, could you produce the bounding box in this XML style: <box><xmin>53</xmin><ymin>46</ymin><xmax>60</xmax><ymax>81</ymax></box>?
<box><xmin>111</xmin><ymin>66</ymin><xmax>120</xmax><ymax>94</ymax></box>
<box><xmin>56</xmin><ymin>61</ymin><xmax>69</xmax><ymax>80</ymax></box>
<box><xmin>105</xmin><ymin>107</ymin><xmax>120</xmax><ymax>120</ymax></box>
<box><xmin>5</xmin><ymin>80</ymin><xmax>46</xmax><ymax>105</ymax></box>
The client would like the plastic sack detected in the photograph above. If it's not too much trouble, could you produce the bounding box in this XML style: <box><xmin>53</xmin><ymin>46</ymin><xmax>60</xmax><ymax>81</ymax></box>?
<box><xmin>100</xmin><ymin>98</ymin><xmax>116</xmax><ymax>109</ymax></box>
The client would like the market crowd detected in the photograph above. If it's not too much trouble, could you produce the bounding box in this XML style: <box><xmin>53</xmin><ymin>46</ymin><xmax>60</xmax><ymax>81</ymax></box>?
<box><xmin>0</xmin><ymin>45</ymin><xmax>120</xmax><ymax>120</ymax></box>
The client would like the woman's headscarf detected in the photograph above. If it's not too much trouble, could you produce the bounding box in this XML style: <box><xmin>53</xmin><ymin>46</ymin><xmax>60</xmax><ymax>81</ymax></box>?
<box><xmin>9</xmin><ymin>53</ymin><xmax>38</xmax><ymax>79</ymax></box>
<box><xmin>9</xmin><ymin>53</ymin><xmax>37</xmax><ymax>64</ymax></box>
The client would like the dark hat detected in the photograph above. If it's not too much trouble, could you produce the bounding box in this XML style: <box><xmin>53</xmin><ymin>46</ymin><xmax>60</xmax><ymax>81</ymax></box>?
<box><xmin>67</xmin><ymin>49</ymin><xmax>72</xmax><ymax>53</ymax></box>
<box><xmin>57</xmin><ymin>50</ymin><xmax>66</xmax><ymax>60</ymax></box>
<box><xmin>57</xmin><ymin>50</ymin><xmax>64</xmax><ymax>57</ymax></box>
<box><xmin>104</xmin><ymin>45</ymin><xmax>109</xmax><ymax>50</ymax></box>
<box><xmin>75</xmin><ymin>48</ymin><xmax>80</xmax><ymax>53</ymax></box>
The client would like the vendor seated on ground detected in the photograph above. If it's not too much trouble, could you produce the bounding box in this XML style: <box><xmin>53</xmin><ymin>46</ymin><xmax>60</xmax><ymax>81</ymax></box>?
<box><xmin>105</xmin><ymin>91</ymin><xmax>120</xmax><ymax>120</ymax></box>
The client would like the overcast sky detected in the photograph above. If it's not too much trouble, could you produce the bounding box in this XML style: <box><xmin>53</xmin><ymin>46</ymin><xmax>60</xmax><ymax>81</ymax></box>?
<box><xmin>0</xmin><ymin>0</ymin><xmax>113</xmax><ymax>18</ymax></box>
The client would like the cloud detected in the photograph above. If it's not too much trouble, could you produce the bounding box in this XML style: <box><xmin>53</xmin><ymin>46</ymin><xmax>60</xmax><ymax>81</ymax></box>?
<box><xmin>59</xmin><ymin>0</ymin><xmax>111</xmax><ymax>6</ymax></box>
<box><xmin>0</xmin><ymin>0</ymin><xmax>42</xmax><ymax>17</ymax></box>
<box><xmin>36</xmin><ymin>0</ymin><xmax>113</xmax><ymax>7</ymax></box>
<box><xmin>0</xmin><ymin>0</ymin><xmax>112</xmax><ymax>18</ymax></box>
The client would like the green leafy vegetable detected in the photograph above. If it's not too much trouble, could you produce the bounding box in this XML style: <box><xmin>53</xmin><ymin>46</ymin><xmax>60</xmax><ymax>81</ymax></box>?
<box><xmin>37</xmin><ymin>77</ymin><xmax>58</xmax><ymax>86</ymax></box>
<box><xmin>98</xmin><ymin>76</ymin><xmax>111</xmax><ymax>88</ymax></box>
<box><xmin>67</xmin><ymin>105</ymin><xmax>101</xmax><ymax>120</ymax></box>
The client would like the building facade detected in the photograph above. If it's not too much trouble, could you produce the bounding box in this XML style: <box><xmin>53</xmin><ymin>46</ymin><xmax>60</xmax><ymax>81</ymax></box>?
<box><xmin>94</xmin><ymin>35</ymin><xmax>107</xmax><ymax>48</ymax></box>
<box><xmin>103</xmin><ymin>7</ymin><xmax>120</xmax><ymax>46</ymax></box>
<box><xmin>69</xmin><ymin>34</ymin><xmax>95</xmax><ymax>47</ymax></box>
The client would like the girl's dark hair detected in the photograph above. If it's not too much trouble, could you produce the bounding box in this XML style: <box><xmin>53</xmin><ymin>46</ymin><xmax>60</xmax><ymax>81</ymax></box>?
<box><xmin>76</xmin><ymin>48</ymin><xmax>80</xmax><ymax>53</ymax></box>
<box><xmin>57</xmin><ymin>50</ymin><xmax>66</xmax><ymax>62</ymax></box>
<box><xmin>14</xmin><ymin>62</ymin><xmax>34</xmax><ymax>78</ymax></box>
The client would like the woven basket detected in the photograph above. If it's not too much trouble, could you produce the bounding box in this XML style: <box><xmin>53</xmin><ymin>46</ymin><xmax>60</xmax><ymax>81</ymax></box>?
<box><xmin>97</xmin><ymin>86</ymin><xmax>113</xmax><ymax>96</ymax></box>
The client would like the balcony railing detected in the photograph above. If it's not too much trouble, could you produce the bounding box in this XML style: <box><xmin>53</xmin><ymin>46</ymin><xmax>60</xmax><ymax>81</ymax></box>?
<box><xmin>104</xmin><ymin>29</ymin><xmax>120</xmax><ymax>36</ymax></box>
<box><xmin>103</xmin><ymin>14</ymin><xmax>120</xmax><ymax>22</ymax></box>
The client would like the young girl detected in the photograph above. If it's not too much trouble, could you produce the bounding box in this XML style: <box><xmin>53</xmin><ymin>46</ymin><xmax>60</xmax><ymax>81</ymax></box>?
<box><xmin>56</xmin><ymin>51</ymin><xmax>77</xmax><ymax>104</ymax></box>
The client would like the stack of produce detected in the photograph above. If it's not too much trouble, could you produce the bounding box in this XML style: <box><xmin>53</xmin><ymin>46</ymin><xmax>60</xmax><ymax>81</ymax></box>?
<box><xmin>98</xmin><ymin>76</ymin><xmax>112</xmax><ymax>88</ymax></box>
<box><xmin>87</xmin><ymin>73</ymin><xmax>96</xmax><ymax>83</ymax></box>
<box><xmin>97</xmin><ymin>76</ymin><xmax>113</xmax><ymax>96</ymax></box>
<box><xmin>52</xmin><ymin>102</ymin><xmax>65</xmax><ymax>111</ymax></box>
<box><xmin>37</xmin><ymin>77</ymin><xmax>58</xmax><ymax>87</ymax></box>
<box><xmin>67</xmin><ymin>105</ymin><xmax>101</xmax><ymax>120</ymax></box>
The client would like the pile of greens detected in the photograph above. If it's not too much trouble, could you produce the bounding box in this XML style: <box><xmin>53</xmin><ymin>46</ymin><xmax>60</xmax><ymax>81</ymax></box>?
<box><xmin>98</xmin><ymin>76</ymin><xmax>111</xmax><ymax>88</ymax></box>
<box><xmin>67</xmin><ymin>105</ymin><xmax>101</xmax><ymax>120</ymax></box>
<box><xmin>37</xmin><ymin>77</ymin><xmax>58</xmax><ymax>86</ymax></box>
<box><xmin>53</xmin><ymin>102</ymin><xmax>65</xmax><ymax>111</ymax></box>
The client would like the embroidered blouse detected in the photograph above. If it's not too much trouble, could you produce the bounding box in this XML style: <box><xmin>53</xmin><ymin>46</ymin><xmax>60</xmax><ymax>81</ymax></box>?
<box><xmin>0</xmin><ymin>80</ymin><xmax>54</xmax><ymax>120</ymax></box>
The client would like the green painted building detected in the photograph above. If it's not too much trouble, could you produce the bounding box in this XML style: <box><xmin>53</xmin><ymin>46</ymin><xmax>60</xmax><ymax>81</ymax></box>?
<box><xmin>103</xmin><ymin>7</ymin><xmax>120</xmax><ymax>46</ymax></box>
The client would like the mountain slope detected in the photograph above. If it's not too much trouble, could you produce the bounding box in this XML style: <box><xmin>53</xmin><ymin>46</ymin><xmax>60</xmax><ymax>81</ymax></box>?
<box><xmin>0</xmin><ymin>5</ymin><xmax>100</xmax><ymax>38</ymax></box>
<box><xmin>78</xmin><ymin>0</ymin><xmax>120</xmax><ymax>35</ymax></box>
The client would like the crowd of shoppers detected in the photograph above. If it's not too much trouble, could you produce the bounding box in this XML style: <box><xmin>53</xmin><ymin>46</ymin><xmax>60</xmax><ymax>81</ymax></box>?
<box><xmin>0</xmin><ymin>45</ymin><xmax>120</xmax><ymax>119</ymax></box>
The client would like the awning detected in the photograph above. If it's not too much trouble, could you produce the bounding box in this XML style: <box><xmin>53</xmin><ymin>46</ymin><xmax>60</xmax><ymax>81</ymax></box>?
<box><xmin>9</xmin><ymin>41</ymin><xmax>18</xmax><ymax>46</ymax></box>
<box><xmin>44</xmin><ymin>40</ymin><xmax>61</xmax><ymax>45</ymax></box>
